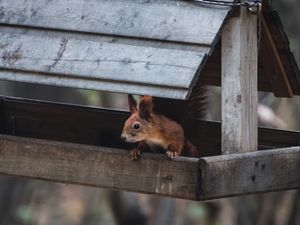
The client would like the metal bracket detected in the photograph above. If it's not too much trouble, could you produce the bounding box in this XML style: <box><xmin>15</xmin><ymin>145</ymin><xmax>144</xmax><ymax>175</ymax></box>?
<box><xmin>245</xmin><ymin>0</ymin><xmax>262</xmax><ymax>15</ymax></box>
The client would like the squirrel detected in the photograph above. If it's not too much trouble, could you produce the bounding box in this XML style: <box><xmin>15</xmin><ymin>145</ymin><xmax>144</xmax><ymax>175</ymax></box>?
<box><xmin>121</xmin><ymin>95</ymin><xmax>199</xmax><ymax>160</ymax></box>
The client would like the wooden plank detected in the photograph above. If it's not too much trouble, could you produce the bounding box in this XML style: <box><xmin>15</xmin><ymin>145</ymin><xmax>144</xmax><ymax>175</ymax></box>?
<box><xmin>0</xmin><ymin>0</ymin><xmax>232</xmax><ymax>45</ymax></box>
<box><xmin>0</xmin><ymin>31</ymin><xmax>208</xmax><ymax>99</ymax></box>
<box><xmin>221</xmin><ymin>8</ymin><xmax>258</xmax><ymax>154</ymax></box>
<box><xmin>0</xmin><ymin>32</ymin><xmax>207</xmax><ymax>89</ymax></box>
<box><xmin>0</xmin><ymin>135</ymin><xmax>298</xmax><ymax>200</ymax></box>
<box><xmin>257</xmin><ymin>127</ymin><xmax>300</xmax><ymax>149</ymax></box>
<box><xmin>200</xmin><ymin>2</ymin><xmax>300</xmax><ymax>97</ymax></box>
<box><xmin>0</xmin><ymin>96</ymin><xmax>299</xmax><ymax>156</ymax></box>
<box><xmin>199</xmin><ymin>146</ymin><xmax>300</xmax><ymax>200</ymax></box>
<box><xmin>260</xmin><ymin>16</ymin><xmax>293</xmax><ymax>97</ymax></box>
<box><xmin>200</xmin><ymin>40</ymin><xmax>276</xmax><ymax>94</ymax></box>
<box><xmin>0</xmin><ymin>135</ymin><xmax>199</xmax><ymax>200</ymax></box>
<box><xmin>0</xmin><ymin>70</ymin><xmax>189</xmax><ymax>99</ymax></box>
<box><xmin>262</xmin><ymin>3</ymin><xmax>300</xmax><ymax>96</ymax></box>
<box><xmin>0</xmin><ymin>25</ymin><xmax>209</xmax><ymax>53</ymax></box>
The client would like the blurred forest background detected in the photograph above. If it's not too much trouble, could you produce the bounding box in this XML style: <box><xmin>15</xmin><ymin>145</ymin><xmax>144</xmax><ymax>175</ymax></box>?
<box><xmin>0</xmin><ymin>0</ymin><xmax>299</xmax><ymax>224</ymax></box>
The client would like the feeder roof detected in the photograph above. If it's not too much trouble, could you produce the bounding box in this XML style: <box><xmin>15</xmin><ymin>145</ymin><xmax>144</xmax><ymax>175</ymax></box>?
<box><xmin>0</xmin><ymin>0</ymin><xmax>299</xmax><ymax>99</ymax></box>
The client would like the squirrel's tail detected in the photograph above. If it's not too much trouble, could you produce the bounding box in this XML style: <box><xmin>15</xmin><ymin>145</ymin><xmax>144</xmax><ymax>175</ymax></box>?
<box><xmin>183</xmin><ymin>78</ymin><xmax>207</xmax><ymax>121</ymax></box>
<box><xmin>182</xmin><ymin>140</ymin><xmax>200</xmax><ymax>158</ymax></box>
<box><xmin>181</xmin><ymin>78</ymin><xmax>206</xmax><ymax>157</ymax></box>
<box><xmin>152</xmin><ymin>78</ymin><xmax>207</xmax><ymax>158</ymax></box>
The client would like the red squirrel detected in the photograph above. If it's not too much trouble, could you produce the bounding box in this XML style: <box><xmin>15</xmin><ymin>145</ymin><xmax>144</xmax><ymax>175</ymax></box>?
<box><xmin>121</xmin><ymin>95</ymin><xmax>199</xmax><ymax>160</ymax></box>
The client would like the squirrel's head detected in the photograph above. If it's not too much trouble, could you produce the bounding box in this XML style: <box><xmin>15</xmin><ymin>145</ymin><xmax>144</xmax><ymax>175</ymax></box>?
<box><xmin>121</xmin><ymin>95</ymin><xmax>154</xmax><ymax>143</ymax></box>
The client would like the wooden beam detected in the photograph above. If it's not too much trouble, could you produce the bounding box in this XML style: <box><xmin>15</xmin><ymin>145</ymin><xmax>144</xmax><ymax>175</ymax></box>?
<box><xmin>0</xmin><ymin>135</ymin><xmax>298</xmax><ymax>200</ymax></box>
<box><xmin>0</xmin><ymin>135</ymin><xmax>199</xmax><ymax>200</ymax></box>
<box><xmin>0</xmin><ymin>32</ymin><xmax>209</xmax><ymax>100</ymax></box>
<box><xmin>0</xmin><ymin>0</ymin><xmax>232</xmax><ymax>45</ymax></box>
<box><xmin>199</xmin><ymin>40</ymin><xmax>282</xmax><ymax>94</ymax></box>
<box><xmin>260</xmin><ymin>15</ymin><xmax>293</xmax><ymax>97</ymax></box>
<box><xmin>0</xmin><ymin>32</ymin><xmax>207</xmax><ymax>89</ymax></box>
<box><xmin>221</xmin><ymin>8</ymin><xmax>258</xmax><ymax>154</ymax></box>
<box><xmin>262</xmin><ymin>2</ymin><xmax>300</xmax><ymax>96</ymax></box>
<box><xmin>199</xmin><ymin>146</ymin><xmax>300</xmax><ymax>200</ymax></box>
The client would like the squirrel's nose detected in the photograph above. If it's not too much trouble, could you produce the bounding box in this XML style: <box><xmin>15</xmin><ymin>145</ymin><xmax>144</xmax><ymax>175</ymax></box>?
<box><xmin>121</xmin><ymin>135</ymin><xmax>127</xmax><ymax>142</ymax></box>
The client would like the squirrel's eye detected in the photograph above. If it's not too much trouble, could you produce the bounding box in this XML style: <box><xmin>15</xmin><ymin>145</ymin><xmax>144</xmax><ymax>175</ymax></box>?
<box><xmin>133</xmin><ymin>122</ymin><xmax>141</xmax><ymax>130</ymax></box>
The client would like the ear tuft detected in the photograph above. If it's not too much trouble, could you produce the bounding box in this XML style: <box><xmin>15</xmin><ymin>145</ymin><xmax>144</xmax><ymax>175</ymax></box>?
<box><xmin>139</xmin><ymin>96</ymin><xmax>153</xmax><ymax>121</ymax></box>
<box><xmin>128</xmin><ymin>95</ymin><xmax>137</xmax><ymax>113</ymax></box>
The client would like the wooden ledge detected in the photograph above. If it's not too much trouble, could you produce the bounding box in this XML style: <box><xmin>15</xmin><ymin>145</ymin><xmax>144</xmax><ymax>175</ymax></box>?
<box><xmin>0</xmin><ymin>135</ymin><xmax>299</xmax><ymax>200</ymax></box>
<box><xmin>199</xmin><ymin>146</ymin><xmax>300</xmax><ymax>199</ymax></box>
<box><xmin>0</xmin><ymin>135</ymin><xmax>199</xmax><ymax>200</ymax></box>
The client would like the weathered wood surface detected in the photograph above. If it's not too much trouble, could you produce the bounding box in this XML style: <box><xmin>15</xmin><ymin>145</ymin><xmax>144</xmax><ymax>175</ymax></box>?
<box><xmin>0</xmin><ymin>0</ymin><xmax>299</xmax><ymax>97</ymax></box>
<box><xmin>221</xmin><ymin>8</ymin><xmax>258</xmax><ymax>154</ymax></box>
<box><xmin>197</xmin><ymin>17</ymin><xmax>300</xmax><ymax>97</ymax></box>
<box><xmin>0</xmin><ymin>135</ymin><xmax>199</xmax><ymax>200</ymax></box>
<box><xmin>199</xmin><ymin>146</ymin><xmax>300</xmax><ymax>199</ymax></box>
<box><xmin>0</xmin><ymin>25</ymin><xmax>208</xmax><ymax>52</ymax></box>
<box><xmin>0</xmin><ymin>0</ymin><xmax>232</xmax><ymax>100</ymax></box>
<box><xmin>0</xmin><ymin>70</ymin><xmax>189</xmax><ymax>99</ymax></box>
<box><xmin>0</xmin><ymin>32</ymin><xmax>208</xmax><ymax>99</ymax></box>
<box><xmin>262</xmin><ymin>3</ymin><xmax>300</xmax><ymax>96</ymax></box>
<box><xmin>199</xmin><ymin>41</ymin><xmax>278</xmax><ymax>93</ymax></box>
<box><xmin>200</xmin><ymin>0</ymin><xmax>300</xmax><ymax>96</ymax></box>
<box><xmin>0</xmin><ymin>134</ymin><xmax>298</xmax><ymax>200</ymax></box>
<box><xmin>0</xmin><ymin>33</ymin><xmax>205</xmax><ymax>88</ymax></box>
<box><xmin>0</xmin><ymin>96</ymin><xmax>299</xmax><ymax>156</ymax></box>
<box><xmin>260</xmin><ymin>16</ymin><xmax>293</xmax><ymax>97</ymax></box>
<box><xmin>0</xmin><ymin>0</ymin><xmax>232</xmax><ymax>45</ymax></box>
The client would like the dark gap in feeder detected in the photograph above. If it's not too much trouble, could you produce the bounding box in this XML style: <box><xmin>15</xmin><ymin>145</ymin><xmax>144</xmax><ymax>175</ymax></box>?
<box><xmin>0</xmin><ymin>96</ymin><xmax>298</xmax><ymax>158</ymax></box>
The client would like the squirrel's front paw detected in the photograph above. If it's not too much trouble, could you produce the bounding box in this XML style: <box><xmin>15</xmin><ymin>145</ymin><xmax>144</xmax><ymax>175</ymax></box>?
<box><xmin>130</xmin><ymin>148</ymin><xmax>141</xmax><ymax>161</ymax></box>
<box><xmin>166</xmin><ymin>151</ymin><xmax>178</xmax><ymax>159</ymax></box>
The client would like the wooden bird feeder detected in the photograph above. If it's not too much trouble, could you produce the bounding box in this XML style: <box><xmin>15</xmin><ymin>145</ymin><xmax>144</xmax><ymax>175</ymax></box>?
<box><xmin>0</xmin><ymin>0</ymin><xmax>299</xmax><ymax>200</ymax></box>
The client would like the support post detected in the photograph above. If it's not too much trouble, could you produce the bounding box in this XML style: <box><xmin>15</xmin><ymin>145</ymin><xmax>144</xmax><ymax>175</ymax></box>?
<box><xmin>221</xmin><ymin>7</ymin><xmax>258</xmax><ymax>154</ymax></box>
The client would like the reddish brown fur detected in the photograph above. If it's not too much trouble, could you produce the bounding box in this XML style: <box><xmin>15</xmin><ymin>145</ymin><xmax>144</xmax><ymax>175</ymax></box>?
<box><xmin>121</xmin><ymin>95</ymin><xmax>198</xmax><ymax>160</ymax></box>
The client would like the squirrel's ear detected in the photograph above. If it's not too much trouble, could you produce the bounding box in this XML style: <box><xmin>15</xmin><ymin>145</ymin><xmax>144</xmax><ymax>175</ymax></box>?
<box><xmin>128</xmin><ymin>95</ymin><xmax>137</xmax><ymax>113</ymax></box>
<box><xmin>139</xmin><ymin>96</ymin><xmax>153</xmax><ymax>121</ymax></box>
